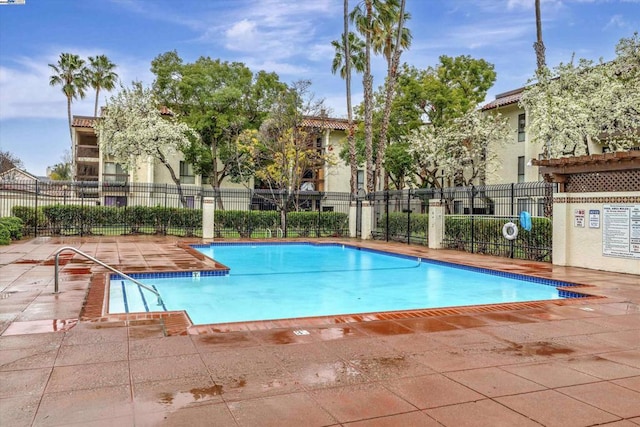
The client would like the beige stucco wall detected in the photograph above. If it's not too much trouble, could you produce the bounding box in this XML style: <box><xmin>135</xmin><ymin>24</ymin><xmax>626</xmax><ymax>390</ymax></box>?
<box><xmin>553</xmin><ymin>192</ymin><xmax>640</xmax><ymax>275</ymax></box>
<box><xmin>323</xmin><ymin>129</ymin><xmax>353</xmax><ymax>193</ymax></box>
<box><xmin>485</xmin><ymin>104</ymin><xmax>545</xmax><ymax>185</ymax></box>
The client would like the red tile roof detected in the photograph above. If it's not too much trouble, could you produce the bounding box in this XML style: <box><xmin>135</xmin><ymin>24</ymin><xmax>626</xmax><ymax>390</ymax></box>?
<box><xmin>300</xmin><ymin>116</ymin><xmax>354</xmax><ymax>130</ymax></box>
<box><xmin>72</xmin><ymin>116</ymin><xmax>97</xmax><ymax>128</ymax></box>
<box><xmin>481</xmin><ymin>87</ymin><xmax>525</xmax><ymax>111</ymax></box>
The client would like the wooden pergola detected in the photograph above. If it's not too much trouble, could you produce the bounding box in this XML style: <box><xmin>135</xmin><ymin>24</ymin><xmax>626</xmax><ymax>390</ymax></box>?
<box><xmin>533</xmin><ymin>151</ymin><xmax>640</xmax><ymax>193</ymax></box>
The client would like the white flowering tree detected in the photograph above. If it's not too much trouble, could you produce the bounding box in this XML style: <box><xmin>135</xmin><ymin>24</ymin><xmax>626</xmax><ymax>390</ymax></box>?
<box><xmin>408</xmin><ymin>109</ymin><xmax>511</xmax><ymax>188</ymax></box>
<box><xmin>94</xmin><ymin>82</ymin><xmax>199</xmax><ymax>207</ymax></box>
<box><xmin>520</xmin><ymin>33</ymin><xmax>640</xmax><ymax>158</ymax></box>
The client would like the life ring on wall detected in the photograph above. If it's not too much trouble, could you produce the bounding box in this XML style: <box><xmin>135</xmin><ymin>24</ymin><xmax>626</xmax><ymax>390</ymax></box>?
<box><xmin>502</xmin><ymin>222</ymin><xmax>519</xmax><ymax>240</ymax></box>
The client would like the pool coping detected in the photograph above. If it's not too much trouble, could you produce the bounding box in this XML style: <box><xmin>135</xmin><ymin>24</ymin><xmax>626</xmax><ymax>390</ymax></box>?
<box><xmin>88</xmin><ymin>240</ymin><xmax>605</xmax><ymax>335</ymax></box>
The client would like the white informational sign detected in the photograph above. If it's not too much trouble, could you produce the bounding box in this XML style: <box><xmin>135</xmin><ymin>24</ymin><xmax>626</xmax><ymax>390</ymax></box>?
<box><xmin>589</xmin><ymin>210</ymin><xmax>600</xmax><ymax>229</ymax></box>
<box><xmin>603</xmin><ymin>205</ymin><xmax>640</xmax><ymax>259</ymax></box>
<box><xmin>574</xmin><ymin>209</ymin><xmax>585</xmax><ymax>228</ymax></box>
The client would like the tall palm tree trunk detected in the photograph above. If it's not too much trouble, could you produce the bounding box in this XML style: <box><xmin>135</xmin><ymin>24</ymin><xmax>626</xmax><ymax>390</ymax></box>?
<box><xmin>534</xmin><ymin>0</ymin><xmax>546</xmax><ymax>71</ymax></box>
<box><xmin>345</xmin><ymin>0</ymin><xmax>357</xmax><ymax>195</ymax></box>
<box><xmin>376</xmin><ymin>0</ymin><xmax>406</xmax><ymax>190</ymax></box>
<box><xmin>364</xmin><ymin>0</ymin><xmax>374</xmax><ymax>193</ymax></box>
<box><xmin>94</xmin><ymin>87</ymin><xmax>100</xmax><ymax>117</ymax></box>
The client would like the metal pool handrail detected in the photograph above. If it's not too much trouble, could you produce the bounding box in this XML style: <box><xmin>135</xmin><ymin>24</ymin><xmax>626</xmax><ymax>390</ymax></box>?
<box><xmin>53</xmin><ymin>246</ymin><xmax>163</xmax><ymax>306</ymax></box>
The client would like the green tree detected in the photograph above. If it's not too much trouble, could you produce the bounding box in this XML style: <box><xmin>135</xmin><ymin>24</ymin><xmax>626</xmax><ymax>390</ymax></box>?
<box><xmin>421</xmin><ymin>55</ymin><xmax>496</xmax><ymax>128</ymax></box>
<box><xmin>94</xmin><ymin>82</ymin><xmax>199</xmax><ymax>207</ymax></box>
<box><xmin>151</xmin><ymin>53</ymin><xmax>287</xmax><ymax>198</ymax></box>
<box><xmin>88</xmin><ymin>55</ymin><xmax>119</xmax><ymax>117</ymax></box>
<box><xmin>48</xmin><ymin>151</ymin><xmax>72</xmax><ymax>180</ymax></box>
<box><xmin>48</xmin><ymin>53</ymin><xmax>88</xmax><ymax>142</ymax></box>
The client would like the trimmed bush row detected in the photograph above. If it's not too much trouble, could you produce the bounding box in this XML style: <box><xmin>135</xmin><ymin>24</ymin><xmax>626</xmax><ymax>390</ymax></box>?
<box><xmin>444</xmin><ymin>216</ymin><xmax>552</xmax><ymax>260</ymax></box>
<box><xmin>10</xmin><ymin>205</ymin><xmax>348</xmax><ymax>237</ymax></box>
<box><xmin>0</xmin><ymin>216</ymin><xmax>24</xmax><ymax>245</ymax></box>
<box><xmin>376</xmin><ymin>212</ymin><xmax>429</xmax><ymax>236</ymax></box>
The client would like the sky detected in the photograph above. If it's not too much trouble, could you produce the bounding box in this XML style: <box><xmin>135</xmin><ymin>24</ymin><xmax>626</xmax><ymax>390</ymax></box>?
<box><xmin>0</xmin><ymin>0</ymin><xmax>638</xmax><ymax>176</ymax></box>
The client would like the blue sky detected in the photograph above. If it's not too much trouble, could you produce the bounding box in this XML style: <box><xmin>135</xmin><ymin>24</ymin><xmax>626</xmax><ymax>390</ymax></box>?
<box><xmin>0</xmin><ymin>0</ymin><xmax>638</xmax><ymax>176</ymax></box>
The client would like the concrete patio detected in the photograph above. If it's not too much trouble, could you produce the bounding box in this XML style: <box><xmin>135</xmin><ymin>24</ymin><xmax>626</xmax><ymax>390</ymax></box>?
<box><xmin>1</xmin><ymin>236</ymin><xmax>639</xmax><ymax>426</ymax></box>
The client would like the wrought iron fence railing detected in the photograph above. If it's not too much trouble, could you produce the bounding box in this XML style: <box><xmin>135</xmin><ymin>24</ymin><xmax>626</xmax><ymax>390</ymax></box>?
<box><xmin>0</xmin><ymin>181</ymin><xmax>352</xmax><ymax>239</ymax></box>
<box><xmin>1</xmin><ymin>179</ymin><xmax>554</xmax><ymax>261</ymax></box>
<box><xmin>369</xmin><ymin>182</ymin><xmax>555</xmax><ymax>261</ymax></box>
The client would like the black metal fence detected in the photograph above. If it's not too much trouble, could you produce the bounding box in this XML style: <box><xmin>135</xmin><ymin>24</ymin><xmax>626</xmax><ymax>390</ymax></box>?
<box><xmin>0</xmin><ymin>180</ymin><xmax>352</xmax><ymax>238</ymax></box>
<box><xmin>369</xmin><ymin>182</ymin><xmax>554</xmax><ymax>261</ymax></box>
<box><xmin>1</xmin><ymin>179</ymin><xmax>554</xmax><ymax>261</ymax></box>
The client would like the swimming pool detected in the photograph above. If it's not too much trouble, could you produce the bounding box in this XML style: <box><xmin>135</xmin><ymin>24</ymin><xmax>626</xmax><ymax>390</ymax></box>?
<box><xmin>108</xmin><ymin>243</ymin><xmax>585</xmax><ymax>325</ymax></box>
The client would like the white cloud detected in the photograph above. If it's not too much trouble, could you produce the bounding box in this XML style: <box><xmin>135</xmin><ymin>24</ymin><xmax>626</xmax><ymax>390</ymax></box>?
<box><xmin>604</xmin><ymin>14</ymin><xmax>627</xmax><ymax>29</ymax></box>
<box><xmin>0</xmin><ymin>49</ymin><xmax>153</xmax><ymax>120</ymax></box>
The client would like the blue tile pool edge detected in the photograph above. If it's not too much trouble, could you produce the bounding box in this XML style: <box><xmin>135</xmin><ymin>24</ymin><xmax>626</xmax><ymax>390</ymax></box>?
<box><xmin>190</xmin><ymin>241</ymin><xmax>595</xmax><ymax>298</ymax></box>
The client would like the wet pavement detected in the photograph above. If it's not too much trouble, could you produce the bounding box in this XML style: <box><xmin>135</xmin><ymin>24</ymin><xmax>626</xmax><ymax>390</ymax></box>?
<box><xmin>0</xmin><ymin>236</ymin><xmax>639</xmax><ymax>426</ymax></box>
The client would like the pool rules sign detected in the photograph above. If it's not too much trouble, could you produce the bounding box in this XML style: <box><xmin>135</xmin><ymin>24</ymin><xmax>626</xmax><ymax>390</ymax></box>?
<box><xmin>603</xmin><ymin>205</ymin><xmax>640</xmax><ymax>259</ymax></box>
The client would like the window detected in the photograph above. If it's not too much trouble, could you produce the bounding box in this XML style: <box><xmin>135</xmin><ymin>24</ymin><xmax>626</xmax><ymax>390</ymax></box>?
<box><xmin>180</xmin><ymin>161</ymin><xmax>195</xmax><ymax>184</ymax></box>
<box><xmin>357</xmin><ymin>170</ymin><xmax>365</xmax><ymax>190</ymax></box>
<box><xmin>103</xmin><ymin>162</ymin><xmax>127</xmax><ymax>183</ymax></box>
<box><xmin>104</xmin><ymin>196</ymin><xmax>127</xmax><ymax>207</ymax></box>
<box><xmin>517</xmin><ymin>156</ymin><xmax>525</xmax><ymax>183</ymax></box>
<box><xmin>517</xmin><ymin>113</ymin><xmax>526</xmax><ymax>142</ymax></box>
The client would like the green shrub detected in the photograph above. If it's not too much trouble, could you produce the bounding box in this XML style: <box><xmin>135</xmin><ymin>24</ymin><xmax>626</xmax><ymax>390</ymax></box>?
<box><xmin>12</xmin><ymin>206</ymin><xmax>46</xmax><ymax>232</ymax></box>
<box><xmin>444</xmin><ymin>216</ymin><xmax>552</xmax><ymax>260</ymax></box>
<box><xmin>377</xmin><ymin>212</ymin><xmax>428</xmax><ymax>237</ymax></box>
<box><xmin>0</xmin><ymin>224</ymin><xmax>10</xmax><ymax>245</ymax></box>
<box><xmin>0</xmin><ymin>217</ymin><xmax>24</xmax><ymax>240</ymax></box>
<box><xmin>288</xmin><ymin>211</ymin><xmax>319</xmax><ymax>237</ymax></box>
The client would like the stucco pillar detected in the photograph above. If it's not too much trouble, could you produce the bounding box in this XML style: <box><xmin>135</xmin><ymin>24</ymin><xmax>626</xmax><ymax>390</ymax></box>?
<box><xmin>202</xmin><ymin>197</ymin><xmax>215</xmax><ymax>239</ymax></box>
<box><xmin>349</xmin><ymin>202</ymin><xmax>357</xmax><ymax>238</ymax></box>
<box><xmin>552</xmin><ymin>194</ymin><xmax>568</xmax><ymax>266</ymax></box>
<box><xmin>428</xmin><ymin>199</ymin><xmax>445</xmax><ymax>249</ymax></box>
<box><xmin>349</xmin><ymin>201</ymin><xmax>373</xmax><ymax>239</ymax></box>
<box><xmin>361</xmin><ymin>201</ymin><xmax>372</xmax><ymax>240</ymax></box>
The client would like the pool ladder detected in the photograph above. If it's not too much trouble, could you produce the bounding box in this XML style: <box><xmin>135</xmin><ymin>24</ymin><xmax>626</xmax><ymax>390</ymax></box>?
<box><xmin>53</xmin><ymin>246</ymin><xmax>164</xmax><ymax>306</ymax></box>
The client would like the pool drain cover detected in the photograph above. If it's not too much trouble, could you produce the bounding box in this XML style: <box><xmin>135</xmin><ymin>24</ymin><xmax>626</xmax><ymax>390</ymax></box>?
<box><xmin>293</xmin><ymin>330</ymin><xmax>310</xmax><ymax>336</ymax></box>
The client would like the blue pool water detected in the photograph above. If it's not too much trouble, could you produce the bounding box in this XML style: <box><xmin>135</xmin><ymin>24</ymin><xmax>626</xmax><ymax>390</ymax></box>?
<box><xmin>108</xmin><ymin>243</ymin><xmax>580</xmax><ymax>325</ymax></box>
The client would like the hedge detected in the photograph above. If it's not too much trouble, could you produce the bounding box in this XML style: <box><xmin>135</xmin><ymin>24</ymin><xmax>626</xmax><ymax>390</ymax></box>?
<box><xmin>376</xmin><ymin>212</ymin><xmax>428</xmax><ymax>237</ymax></box>
<box><xmin>0</xmin><ymin>225</ymin><xmax>9</xmax><ymax>245</ymax></box>
<box><xmin>10</xmin><ymin>205</ymin><xmax>348</xmax><ymax>238</ymax></box>
<box><xmin>444</xmin><ymin>216</ymin><xmax>552</xmax><ymax>260</ymax></box>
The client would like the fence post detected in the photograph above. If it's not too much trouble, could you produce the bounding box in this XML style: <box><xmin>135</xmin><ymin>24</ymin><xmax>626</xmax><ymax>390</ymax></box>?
<box><xmin>164</xmin><ymin>184</ymin><xmax>168</xmax><ymax>235</ymax></box>
<box><xmin>34</xmin><ymin>181</ymin><xmax>39</xmax><ymax>237</ymax></box>
<box><xmin>470</xmin><ymin>186</ymin><xmax>475</xmax><ymax>254</ymax></box>
<box><xmin>317</xmin><ymin>194</ymin><xmax>322</xmax><ymax>237</ymax></box>
<box><xmin>385</xmin><ymin>191</ymin><xmax>389</xmax><ymax>242</ymax></box>
<box><xmin>80</xmin><ymin>182</ymin><xmax>85</xmax><ymax>237</ymax></box>
<box><xmin>510</xmin><ymin>183</ymin><xmax>515</xmax><ymax>258</ymax></box>
<box><xmin>406</xmin><ymin>189</ymin><xmax>412</xmax><ymax>245</ymax></box>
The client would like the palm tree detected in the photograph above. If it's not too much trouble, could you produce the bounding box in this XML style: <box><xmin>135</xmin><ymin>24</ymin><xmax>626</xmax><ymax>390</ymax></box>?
<box><xmin>331</xmin><ymin>32</ymin><xmax>366</xmax><ymax>79</ymax></box>
<box><xmin>88</xmin><ymin>55</ymin><xmax>118</xmax><ymax>117</ymax></box>
<box><xmin>371</xmin><ymin>0</ymin><xmax>411</xmax><ymax>69</ymax></box>
<box><xmin>350</xmin><ymin>0</ymin><xmax>375</xmax><ymax>193</ymax></box>
<box><xmin>332</xmin><ymin>24</ymin><xmax>366</xmax><ymax>195</ymax></box>
<box><xmin>48</xmin><ymin>53</ymin><xmax>88</xmax><ymax>142</ymax></box>
<box><xmin>534</xmin><ymin>0</ymin><xmax>546</xmax><ymax>72</ymax></box>
<box><xmin>374</xmin><ymin>0</ymin><xmax>409</xmax><ymax>190</ymax></box>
